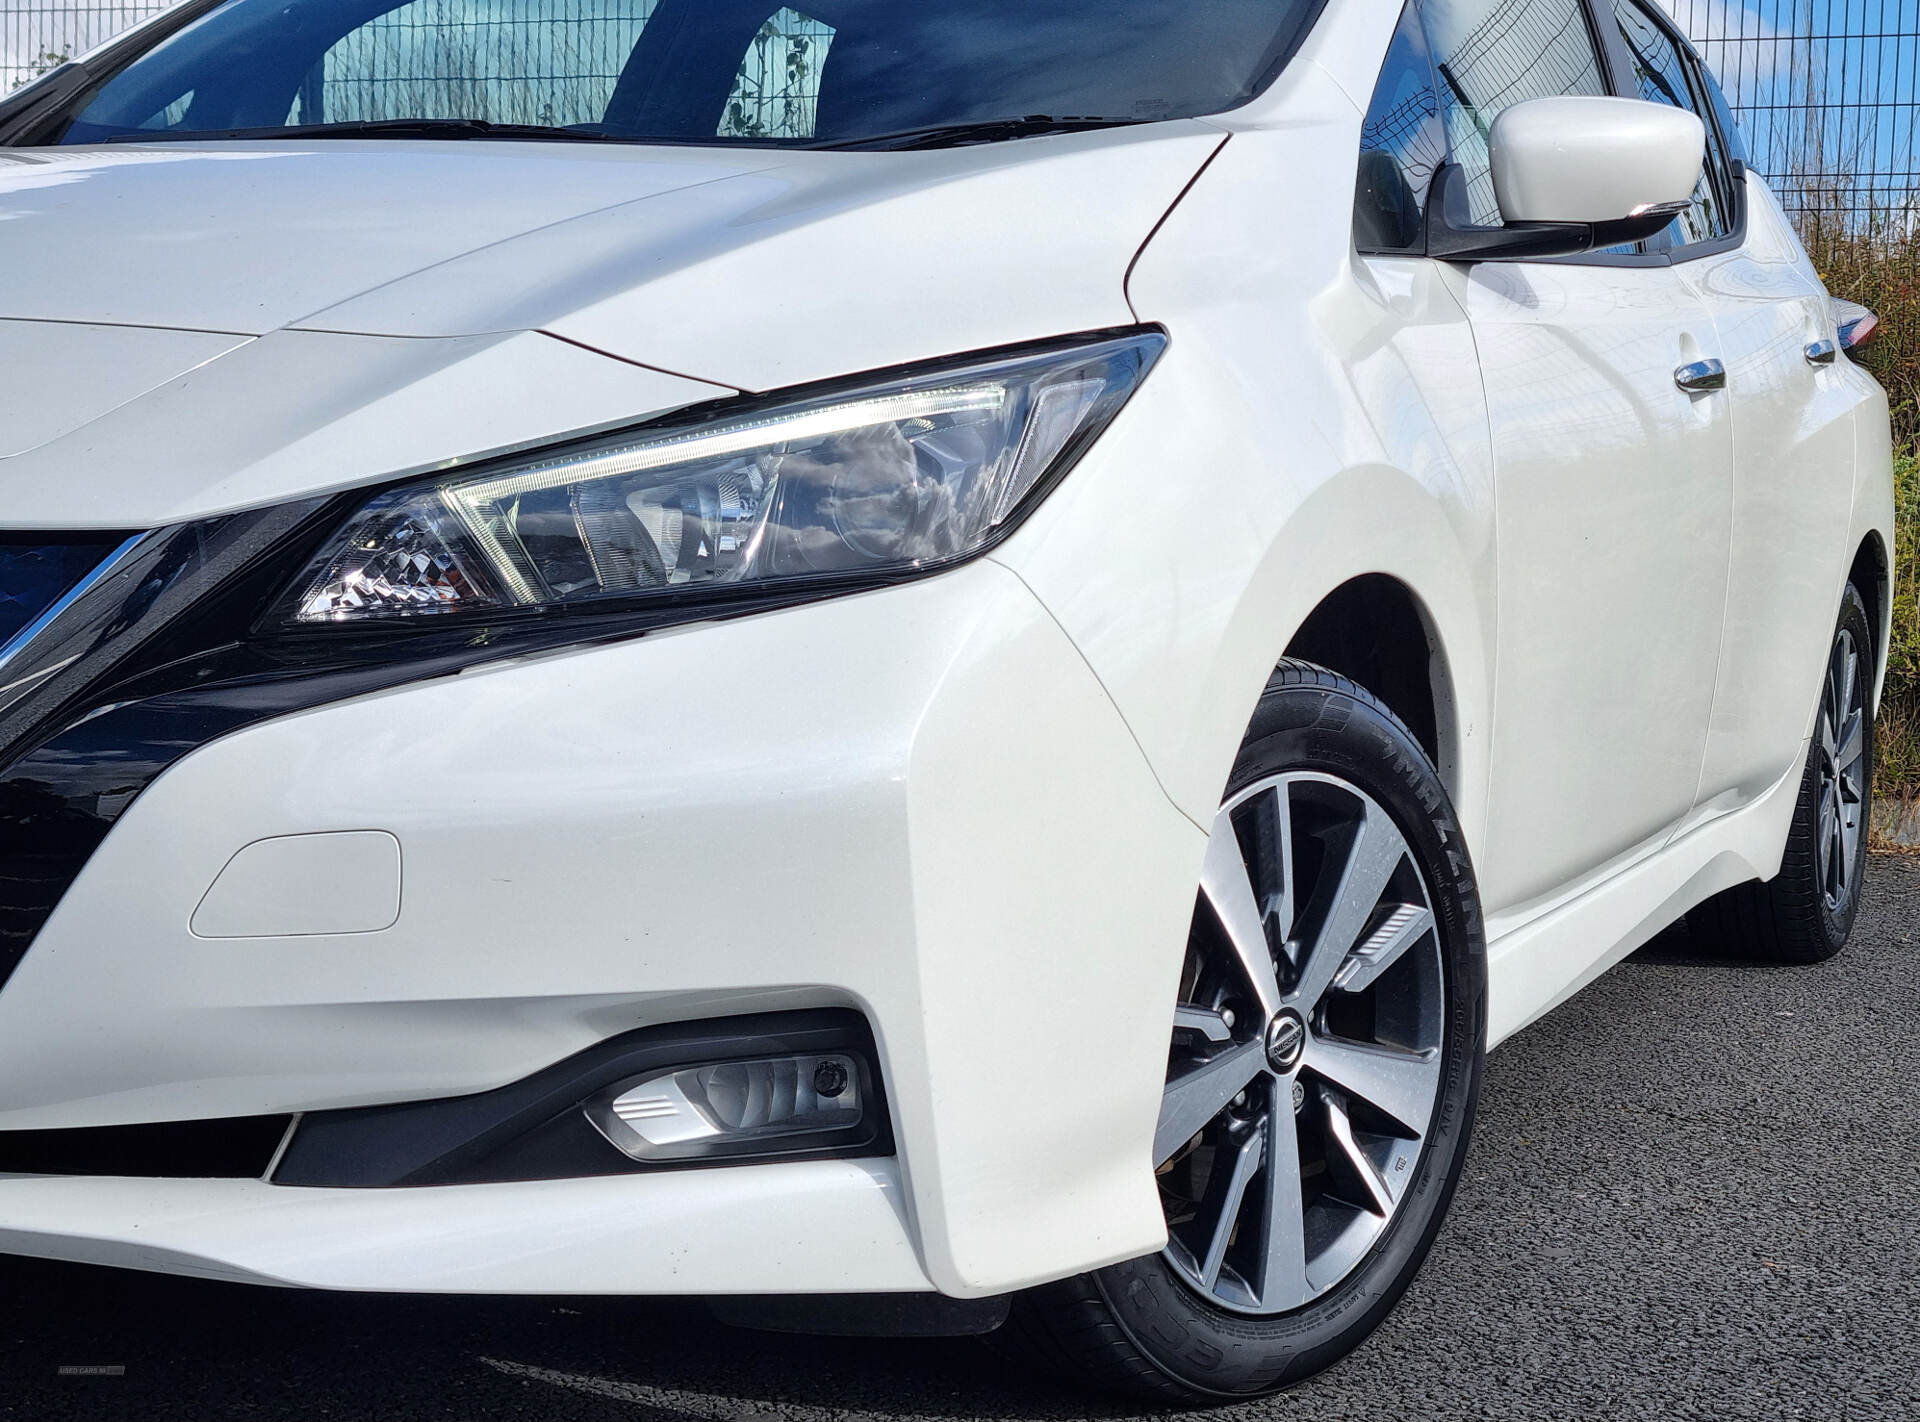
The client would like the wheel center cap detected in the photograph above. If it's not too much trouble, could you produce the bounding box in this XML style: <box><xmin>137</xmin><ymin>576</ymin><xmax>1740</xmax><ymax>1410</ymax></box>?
<box><xmin>1265</xmin><ymin>1009</ymin><xmax>1306</xmax><ymax>1073</ymax></box>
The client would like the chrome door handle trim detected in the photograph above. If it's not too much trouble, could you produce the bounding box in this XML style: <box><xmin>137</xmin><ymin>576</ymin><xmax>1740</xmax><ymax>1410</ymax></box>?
<box><xmin>1805</xmin><ymin>339</ymin><xmax>1837</xmax><ymax>366</ymax></box>
<box><xmin>1674</xmin><ymin>358</ymin><xmax>1727</xmax><ymax>393</ymax></box>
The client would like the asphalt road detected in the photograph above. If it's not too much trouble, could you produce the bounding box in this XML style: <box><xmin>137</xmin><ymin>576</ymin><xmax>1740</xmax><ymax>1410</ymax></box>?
<box><xmin>4</xmin><ymin>858</ymin><xmax>1918</xmax><ymax>1421</ymax></box>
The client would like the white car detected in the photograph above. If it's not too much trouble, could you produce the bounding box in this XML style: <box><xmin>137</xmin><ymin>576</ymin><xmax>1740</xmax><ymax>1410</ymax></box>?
<box><xmin>0</xmin><ymin>0</ymin><xmax>1892</xmax><ymax>1402</ymax></box>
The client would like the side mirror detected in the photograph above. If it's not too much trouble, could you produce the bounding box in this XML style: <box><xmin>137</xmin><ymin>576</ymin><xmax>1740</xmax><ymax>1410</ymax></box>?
<box><xmin>1429</xmin><ymin>96</ymin><xmax>1705</xmax><ymax>262</ymax></box>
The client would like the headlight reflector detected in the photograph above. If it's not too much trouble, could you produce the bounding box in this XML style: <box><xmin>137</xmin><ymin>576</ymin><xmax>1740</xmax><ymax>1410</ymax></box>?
<box><xmin>285</xmin><ymin>332</ymin><xmax>1164</xmax><ymax>624</ymax></box>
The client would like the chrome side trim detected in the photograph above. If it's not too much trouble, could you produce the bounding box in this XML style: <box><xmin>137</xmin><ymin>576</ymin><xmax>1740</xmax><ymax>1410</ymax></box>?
<box><xmin>0</xmin><ymin>533</ymin><xmax>148</xmax><ymax>678</ymax></box>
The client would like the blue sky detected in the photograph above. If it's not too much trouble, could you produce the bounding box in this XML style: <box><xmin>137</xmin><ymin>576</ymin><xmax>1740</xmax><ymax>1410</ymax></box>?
<box><xmin>1664</xmin><ymin>0</ymin><xmax>1917</xmax><ymax>203</ymax></box>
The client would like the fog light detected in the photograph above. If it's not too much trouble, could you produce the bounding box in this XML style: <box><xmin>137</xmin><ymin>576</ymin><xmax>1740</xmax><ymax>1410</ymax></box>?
<box><xmin>584</xmin><ymin>1052</ymin><xmax>873</xmax><ymax>1163</ymax></box>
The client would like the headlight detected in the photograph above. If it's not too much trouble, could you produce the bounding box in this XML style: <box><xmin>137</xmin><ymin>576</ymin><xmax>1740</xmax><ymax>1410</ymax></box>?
<box><xmin>282</xmin><ymin>332</ymin><xmax>1165</xmax><ymax>624</ymax></box>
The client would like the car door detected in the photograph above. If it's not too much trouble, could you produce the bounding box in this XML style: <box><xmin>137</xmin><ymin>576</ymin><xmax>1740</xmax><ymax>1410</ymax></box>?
<box><xmin>1600</xmin><ymin>2</ymin><xmax>1862</xmax><ymax>818</ymax></box>
<box><xmin>1419</xmin><ymin>0</ymin><xmax>1737</xmax><ymax>915</ymax></box>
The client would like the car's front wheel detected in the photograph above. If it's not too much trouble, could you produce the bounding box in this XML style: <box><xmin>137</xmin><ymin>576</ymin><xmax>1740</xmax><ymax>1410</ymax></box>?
<box><xmin>1005</xmin><ymin>660</ymin><xmax>1486</xmax><ymax>1402</ymax></box>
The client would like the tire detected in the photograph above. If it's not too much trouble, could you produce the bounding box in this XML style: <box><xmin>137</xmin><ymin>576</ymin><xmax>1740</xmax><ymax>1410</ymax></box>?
<box><xmin>1688</xmin><ymin>582</ymin><xmax>1875</xmax><ymax>964</ymax></box>
<box><xmin>1002</xmin><ymin>659</ymin><xmax>1487</xmax><ymax>1403</ymax></box>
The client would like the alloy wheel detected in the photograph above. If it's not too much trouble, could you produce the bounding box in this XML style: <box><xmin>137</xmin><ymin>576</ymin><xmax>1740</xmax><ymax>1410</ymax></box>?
<box><xmin>1156</xmin><ymin>772</ymin><xmax>1446</xmax><ymax>1315</ymax></box>
<box><xmin>1816</xmin><ymin>627</ymin><xmax>1868</xmax><ymax>915</ymax></box>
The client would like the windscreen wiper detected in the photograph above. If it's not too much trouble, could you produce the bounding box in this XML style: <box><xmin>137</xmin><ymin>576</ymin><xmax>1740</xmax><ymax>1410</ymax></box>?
<box><xmin>100</xmin><ymin>118</ymin><xmax>626</xmax><ymax>143</ymax></box>
<box><xmin>811</xmin><ymin>115</ymin><xmax>1145</xmax><ymax>152</ymax></box>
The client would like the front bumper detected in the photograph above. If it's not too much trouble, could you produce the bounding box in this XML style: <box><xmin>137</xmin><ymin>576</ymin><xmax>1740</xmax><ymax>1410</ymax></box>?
<box><xmin>0</xmin><ymin>1161</ymin><xmax>927</xmax><ymax>1294</ymax></box>
<box><xmin>0</xmin><ymin>559</ymin><xmax>1203</xmax><ymax>1297</ymax></box>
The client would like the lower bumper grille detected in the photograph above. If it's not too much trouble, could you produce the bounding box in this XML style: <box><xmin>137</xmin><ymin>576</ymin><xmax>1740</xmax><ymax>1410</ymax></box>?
<box><xmin>0</xmin><ymin>1115</ymin><xmax>291</xmax><ymax>1178</ymax></box>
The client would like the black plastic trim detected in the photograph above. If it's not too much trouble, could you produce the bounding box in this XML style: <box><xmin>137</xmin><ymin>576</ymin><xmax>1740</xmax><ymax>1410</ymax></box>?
<box><xmin>709</xmin><ymin>1292</ymin><xmax>1011</xmax><ymax>1338</ymax></box>
<box><xmin>0</xmin><ymin>1114</ymin><xmax>290</xmax><ymax>1178</ymax></box>
<box><xmin>272</xmin><ymin>1009</ymin><xmax>890</xmax><ymax>1186</ymax></box>
<box><xmin>0</xmin><ymin>0</ymin><xmax>228</xmax><ymax>145</ymax></box>
<box><xmin>1423</xmin><ymin>163</ymin><xmax>1677</xmax><ymax>263</ymax></box>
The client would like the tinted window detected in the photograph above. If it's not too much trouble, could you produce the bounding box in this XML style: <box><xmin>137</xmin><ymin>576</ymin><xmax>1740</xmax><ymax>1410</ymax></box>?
<box><xmin>292</xmin><ymin>0</ymin><xmax>661</xmax><ymax>131</ymax></box>
<box><xmin>1420</xmin><ymin>0</ymin><xmax>1609</xmax><ymax>227</ymax></box>
<box><xmin>1697</xmin><ymin>62</ymin><xmax>1748</xmax><ymax>167</ymax></box>
<box><xmin>62</xmin><ymin>0</ymin><xmax>1322</xmax><ymax>147</ymax></box>
<box><xmin>1355</xmin><ymin>2</ymin><xmax>1446</xmax><ymax>253</ymax></box>
<box><xmin>718</xmin><ymin>8</ymin><xmax>835</xmax><ymax>139</ymax></box>
<box><xmin>1609</xmin><ymin>0</ymin><xmax>1731</xmax><ymax>249</ymax></box>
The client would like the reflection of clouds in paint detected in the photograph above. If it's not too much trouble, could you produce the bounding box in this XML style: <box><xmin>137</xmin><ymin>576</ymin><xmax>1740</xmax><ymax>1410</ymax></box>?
<box><xmin>0</xmin><ymin>147</ymin><xmax>279</xmax><ymax>218</ymax></box>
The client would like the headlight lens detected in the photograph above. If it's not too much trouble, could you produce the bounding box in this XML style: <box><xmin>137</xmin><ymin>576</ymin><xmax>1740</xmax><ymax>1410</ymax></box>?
<box><xmin>283</xmin><ymin>332</ymin><xmax>1164</xmax><ymax>624</ymax></box>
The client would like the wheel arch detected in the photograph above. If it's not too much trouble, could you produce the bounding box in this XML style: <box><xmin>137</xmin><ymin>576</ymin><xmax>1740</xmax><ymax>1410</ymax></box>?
<box><xmin>1202</xmin><ymin>463</ymin><xmax>1494</xmax><ymax>853</ymax></box>
<box><xmin>1283</xmin><ymin>573</ymin><xmax>1459</xmax><ymax>791</ymax></box>
<box><xmin>1848</xmin><ymin>528</ymin><xmax>1891</xmax><ymax>711</ymax></box>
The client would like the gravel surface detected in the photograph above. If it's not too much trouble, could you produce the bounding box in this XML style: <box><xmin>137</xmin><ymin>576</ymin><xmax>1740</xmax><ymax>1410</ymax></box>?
<box><xmin>3</xmin><ymin>857</ymin><xmax>1917</xmax><ymax>1421</ymax></box>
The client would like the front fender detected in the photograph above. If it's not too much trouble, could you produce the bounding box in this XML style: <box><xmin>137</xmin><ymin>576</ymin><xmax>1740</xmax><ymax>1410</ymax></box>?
<box><xmin>992</xmin><ymin>99</ymin><xmax>1497</xmax><ymax>853</ymax></box>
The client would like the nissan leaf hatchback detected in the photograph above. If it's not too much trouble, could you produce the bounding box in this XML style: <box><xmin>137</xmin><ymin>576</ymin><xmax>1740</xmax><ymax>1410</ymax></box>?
<box><xmin>0</xmin><ymin>0</ymin><xmax>1893</xmax><ymax>1402</ymax></box>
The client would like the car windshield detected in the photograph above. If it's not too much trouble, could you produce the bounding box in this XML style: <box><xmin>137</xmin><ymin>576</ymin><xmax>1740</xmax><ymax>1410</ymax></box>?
<box><xmin>54</xmin><ymin>0</ymin><xmax>1320</xmax><ymax>149</ymax></box>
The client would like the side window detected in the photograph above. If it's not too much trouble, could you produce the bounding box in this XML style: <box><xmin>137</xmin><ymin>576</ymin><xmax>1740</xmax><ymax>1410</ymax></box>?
<box><xmin>1697</xmin><ymin>63</ymin><xmax>1749</xmax><ymax>169</ymax></box>
<box><xmin>1355</xmin><ymin>2</ymin><xmax>1448</xmax><ymax>253</ymax></box>
<box><xmin>305</xmin><ymin>0</ymin><xmax>661</xmax><ymax>129</ymax></box>
<box><xmin>718</xmin><ymin>9</ymin><xmax>837</xmax><ymax>140</ymax></box>
<box><xmin>1420</xmin><ymin>0</ymin><xmax>1610</xmax><ymax>228</ymax></box>
<box><xmin>1607</xmin><ymin>0</ymin><xmax>1733</xmax><ymax>250</ymax></box>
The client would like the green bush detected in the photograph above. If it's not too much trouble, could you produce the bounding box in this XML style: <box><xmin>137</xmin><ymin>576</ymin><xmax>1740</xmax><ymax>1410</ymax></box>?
<box><xmin>1877</xmin><ymin>449</ymin><xmax>1920</xmax><ymax>803</ymax></box>
<box><xmin>1804</xmin><ymin>221</ymin><xmax>1920</xmax><ymax>449</ymax></box>
<box><xmin>1804</xmin><ymin>223</ymin><xmax>1919</xmax><ymax>805</ymax></box>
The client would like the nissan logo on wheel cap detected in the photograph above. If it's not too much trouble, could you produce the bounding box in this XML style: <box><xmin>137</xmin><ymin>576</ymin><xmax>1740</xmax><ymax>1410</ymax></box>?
<box><xmin>1265</xmin><ymin>1009</ymin><xmax>1306</xmax><ymax>1072</ymax></box>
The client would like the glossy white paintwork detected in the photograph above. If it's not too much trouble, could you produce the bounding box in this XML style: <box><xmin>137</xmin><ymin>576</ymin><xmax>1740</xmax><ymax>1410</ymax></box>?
<box><xmin>0</xmin><ymin>329</ymin><xmax>732</xmax><ymax>527</ymax></box>
<box><xmin>0</xmin><ymin>143</ymin><xmax>778</xmax><ymax>333</ymax></box>
<box><xmin>1684</xmin><ymin>176</ymin><xmax>1874</xmax><ymax>812</ymax></box>
<box><xmin>1001</xmin><ymin>56</ymin><xmax>1498</xmax><ymax>848</ymax></box>
<box><xmin>300</xmin><ymin>125</ymin><xmax>1225</xmax><ymax>392</ymax></box>
<box><xmin>191</xmin><ymin>831</ymin><xmax>402</xmax><ymax>939</ymax></box>
<box><xmin>1465</xmin><ymin>258</ymin><xmax>1734</xmax><ymax>915</ymax></box>
<box><xmin>0</xmin><ymin>0</ymin><xmax>1894</xmax><ymax>1302</ymax></box>
<box><xmin>0</xmin><ymin>320</ymin><xmax>245</xmax><ymax>458</ymax></box>
<box><xmin>1489</xmin><ymin>96</ymin><xmax>1705</xmax><ymax>224</ymax></box>
<box><xmin>0</xmin><ymin>561</ymin><xmax>1197</xmax><ymax>1297</ymax></box>
<box><xmin>0</xmin><ymin>1159</ymin><xmax>931</xmax><ymax>1293</ymax></box>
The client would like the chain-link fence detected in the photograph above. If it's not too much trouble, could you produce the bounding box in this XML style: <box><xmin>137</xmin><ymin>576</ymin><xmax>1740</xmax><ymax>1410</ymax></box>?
<box><xmin>3</xmin><ymin>0</ymin><xmax>1916</xmax><ymax>222</ymax></box>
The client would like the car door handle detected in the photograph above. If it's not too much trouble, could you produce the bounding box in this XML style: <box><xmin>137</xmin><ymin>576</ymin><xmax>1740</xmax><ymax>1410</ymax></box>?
<box><xmin>1805</xmin><ymin>339</ymin><xmax>1837</xmax><ymax>366</ymax></box>
<box><xmin>1674</xmin><ymin>358</ymin><xmax>1727</xmax><ymax>393</ymax></box>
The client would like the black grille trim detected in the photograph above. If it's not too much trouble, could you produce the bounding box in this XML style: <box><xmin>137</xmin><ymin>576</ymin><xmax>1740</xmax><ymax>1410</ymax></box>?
<box><xmin>0</xmin><ymin>1114</ymin><xmax>291</xmax><ymax>1178</ymax></box>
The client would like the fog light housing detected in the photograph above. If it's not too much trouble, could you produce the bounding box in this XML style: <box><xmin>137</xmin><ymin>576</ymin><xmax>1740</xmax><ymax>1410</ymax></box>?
<box><xmin>585</xmin><ymin>1052</ymin><xmax>875</xmax><ymax>1163</ymax></box>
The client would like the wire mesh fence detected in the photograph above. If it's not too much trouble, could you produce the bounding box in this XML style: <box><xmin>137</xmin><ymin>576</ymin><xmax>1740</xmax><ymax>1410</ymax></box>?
<box><xmin>2</xmin><ymin>1</ymin><xmax>169</xmax><ymax>89</ymax></box>
<box><xmin>306</xmin><ymin>0</ymin><xmax>659</xmax><ymax>129</ymax></box>
<box><xmin>1</xmin><ymin>0</ymin><xmax>1915</xmax><ymax>224</ymax></box>
<box><xmin>2</xmin><ymin>0</ymin><xmax>834</xmax><ymax>135</ymax></box>
<box><xmin>1667</xmin><ymin>0</ymin><xmax>1918</xmax><ymax>226</ymax></box>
